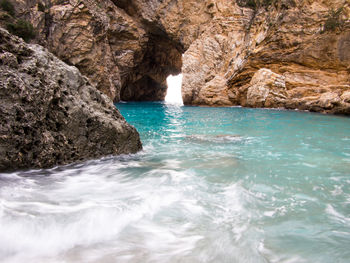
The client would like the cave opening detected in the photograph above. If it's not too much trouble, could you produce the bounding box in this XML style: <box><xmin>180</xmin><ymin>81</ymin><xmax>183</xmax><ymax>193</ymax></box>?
<box><xmin>119</xmin><ymin>33</ymin><xmax>183</xmax><ymax>102</ymax></box>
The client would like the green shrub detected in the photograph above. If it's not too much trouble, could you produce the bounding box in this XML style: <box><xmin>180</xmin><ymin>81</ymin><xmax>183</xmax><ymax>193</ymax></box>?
<box><xmin>262</xmin><ymin>0</ymin><xmax>274</xmax><ymax>6</ymax></box>
<box><xmin>7</xmin><ymin>19</ymin><xmax>35</xmax><ymax>42</ymax></box>
<box><xmin>0</xmin><ymin>11</ymin><xmax>11</xmax><ymax>21</ymax></box>
<box><xmin>0</xmin><ymin>0</ymin><xmax>15</xmax><ymax>17</ymax></box>
<box><xmin>323</xmin><ymin>7</ymin><xmax>344</xmax><ymax>32</ymax></box>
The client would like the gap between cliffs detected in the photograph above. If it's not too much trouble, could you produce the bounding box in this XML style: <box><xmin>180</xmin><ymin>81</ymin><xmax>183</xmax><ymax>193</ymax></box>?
<box><xmin>119</xmin><ymin>33</ymin><xmax>183</xmax><ymax>102</ymax></box>
<box><xmin>112</xmin><ymin>0</ymin><xmax>183</xmax><ymax>102</ymax></box>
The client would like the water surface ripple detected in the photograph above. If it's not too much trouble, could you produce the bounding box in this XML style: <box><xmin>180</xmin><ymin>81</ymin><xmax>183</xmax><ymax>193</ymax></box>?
<box><xmin>0</xmin><ymin>102</ymin><xmax>350</xmax><ymax>263</ymax></box>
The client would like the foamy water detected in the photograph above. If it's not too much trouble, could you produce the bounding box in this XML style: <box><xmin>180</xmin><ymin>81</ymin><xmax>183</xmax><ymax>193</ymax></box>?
<box><xmin>0</xmin><ymin>102</ymin><xmax>349</xmax><ymax>262</ymax></box>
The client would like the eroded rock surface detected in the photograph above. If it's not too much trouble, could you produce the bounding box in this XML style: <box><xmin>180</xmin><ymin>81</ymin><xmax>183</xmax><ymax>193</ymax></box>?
<box><xmin>10</xmin><ymin>0</ymin><xmax>183</xmax><ymax>102</ymax></box>
<box><xmin>0</xmin><ymin>28</ymin><xmax>142</xmax><ymax>171</ymax></box>
<box><xmin>6</xmin><ymin>0</ymin><xmax>350</xmax><ymax>114</ymax></box>
<box><xmin>246</xmin><ymin>69</ymin><xmax>287</xmax><ymax>108</ymax></box>
<box><xmin>181</xmin><ymin>0</ymin><xmax>350</xmax><ymax>114</ymax></box>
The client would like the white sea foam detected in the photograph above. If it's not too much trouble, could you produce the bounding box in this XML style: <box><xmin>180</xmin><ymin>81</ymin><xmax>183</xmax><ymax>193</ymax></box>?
<box><xmin>1</xmin><ymin>103</ymin><xmax>350</xmax><ymax>262</ymax></box>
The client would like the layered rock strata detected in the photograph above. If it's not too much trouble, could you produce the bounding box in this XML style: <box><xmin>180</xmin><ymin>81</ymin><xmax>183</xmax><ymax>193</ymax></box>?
<box><xmin>0</xmin><ymin>28</ymin><xmax>142</xmax><ymax>171</ymax></box>
<box><xmin>6</xmin><ymin>0</ymin><xmax>350</xmax><ymax>114</ymax></box>
<box><xmin>181</xmin><ymin>0</ymin><xmax>350</xmax><ymax>115</ymax></box>
<box><xmin>10</xmin><ymin>0</ymin><xmax>182</xmax><ymax>102</ymax></box>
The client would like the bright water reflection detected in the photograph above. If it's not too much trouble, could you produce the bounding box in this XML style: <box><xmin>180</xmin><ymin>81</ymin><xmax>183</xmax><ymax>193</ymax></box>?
<box><xmin>0</xmin><ymin>102</ymin><xmax>350</xmax><ymax>263</ymax></box>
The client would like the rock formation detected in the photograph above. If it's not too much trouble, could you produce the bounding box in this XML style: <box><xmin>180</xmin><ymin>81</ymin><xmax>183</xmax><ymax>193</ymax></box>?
<box><xmin>0</xmin><ymin>27</ymin><xmax>142</xmax><ymax>171</ymax></box>
<box><xmin>181</xmin><ymin>0</ymin><xmax>350</xmax><ymax>115</ymax></box>
<box><xmin>6</xmin><ymin>0</ymin><xmax>182</xmax><ymax>102</ymax></box>
<box><xmin>4</xmin><ymin>0</ymin><xmax>350</xmax><ymax>114</ymax></box>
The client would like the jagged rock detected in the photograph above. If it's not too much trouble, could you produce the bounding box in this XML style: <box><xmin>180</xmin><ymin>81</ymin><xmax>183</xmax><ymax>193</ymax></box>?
<box><xmin>246</xmin><ymin>68</ymin><xmax>287</xmax><ymax>108</ymax></box>
<box><xmin>182</xmin><ymin>0</ymin><xmax>350</xmax><ymax>114</ymax></box>
<box><xmin>341</xmin><ymin>91</ymin><xmax>350</xmax><ymax>103</ymax></box>
<box><xmin>318</xmin><ymin>92</ymin><xmax>341</xmax><ymax>109</ymax></box>
<box><xmin>7</xmin><ymin>0</ymin><xmax>350</xmax><ymax>114</ymax></box>
<box><xmin>0</xmin><ymin>28</ymin><xmax>142</xmax><ymax>171</ymax></box>
<box><xmin>195</xmin><ymin>76</ymin><xmax>231</xmax><ymax>106</ymax></box>
<box><xmin>9</xmin><ymin>0</ymin><xmax>182</xmax><ymax>102</ymax></box>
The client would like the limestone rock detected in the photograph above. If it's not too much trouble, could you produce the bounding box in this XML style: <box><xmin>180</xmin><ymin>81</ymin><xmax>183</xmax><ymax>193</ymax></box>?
<box><xmin>341</xmin><ymin>91</ymin><xmax>350</xmax><ymax>103</ymax></box>
<box><xmin>0</xmin><ymin>28</ymin><xmax>142</xmax><ymax>171</ymax></box>
<box><xmin>196</xmin><ymin>76</ymin><xmax>232</xmax><ymax>106</ymax></box>
<box><xmin>9</xmin><ymin>0</ymin><xmax>182</xmax><ymax>102</ymax></box>
<box><xmin>318</xmin><ymin>92</ymin><xmax>341</xmax><ymax>109</ymax></box>
<box><xmin>6</xmin><ymin>0</ymin><xmax>350</xmax><ymax>114</ymax></box>
<box><xmin>246</xmin><ymin>68</ymin><xmax>287</xmax><ymax>108</ymax></box>
<box><xmin>181</xmin><ymin>0</ymin><xmax>350</xmax><ymax>114</ymax></box>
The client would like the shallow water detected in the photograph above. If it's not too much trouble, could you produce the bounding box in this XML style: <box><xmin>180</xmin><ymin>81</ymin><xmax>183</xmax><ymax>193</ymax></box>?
<box><xmin>1</xmin><ymin>102</ymin><xmax>350</xmax><ymax>263</ymax></box>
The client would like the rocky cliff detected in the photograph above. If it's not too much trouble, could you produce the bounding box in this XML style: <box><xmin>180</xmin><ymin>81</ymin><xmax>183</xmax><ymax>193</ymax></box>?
<box><xmin>0</xmin><ymin>27</ymin><xmax>142</xmax><ymax>171</ymax></box>
<box><xmin>5</xmin><ymin>0</ymin><xmax>183</xmax><ymax>102</ymax></box>
<box><xmin>181</xmin><ymin>0</ymin><xmax>350</xmax><ymax>115</ymax></box>
<box><xmin>5</xmin><ymin>0</ymin><xmax>350</xmax><ymax>114</ymax></box>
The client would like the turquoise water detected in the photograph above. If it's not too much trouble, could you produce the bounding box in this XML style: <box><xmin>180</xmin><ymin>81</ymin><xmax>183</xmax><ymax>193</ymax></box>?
<box><xmin>0</xmin><ymin>102</ymin><xmax>350</xmax><ymax>262</ymax></box>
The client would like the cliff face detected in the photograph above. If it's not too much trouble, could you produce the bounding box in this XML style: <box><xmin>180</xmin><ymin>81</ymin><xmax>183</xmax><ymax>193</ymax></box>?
<box><xmin>181</xmin><ymin>0</ymin><xmax>350</xmax><ymax>115</ymax></box>
<box><xmin>10</xmin><ymin>0</ymin><xmax>183</xmax><ymax>102</ymax></box>
<box><xmin>0</xmin><ymin>28</ymin><xmax>141</xmax><ymax>171</ymax></box>
<box><xmin>10</xmin><ymin>0</ymin><xmax>350</xmax><ymax>114</ymax></box>
<box><xmin>9</xmin><ymin>0</ymin><xmax>226</xmax><ymax>102</ymax></box>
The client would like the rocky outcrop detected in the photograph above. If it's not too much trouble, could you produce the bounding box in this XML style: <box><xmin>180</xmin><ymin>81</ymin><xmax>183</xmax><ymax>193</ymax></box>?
<box><xmin>181</xmin><ymin>0</ymin><xmax>350</xmax><ymax>114</ymax></box>
<box><xmin>5</xmin><ymin>0</ymin><xmax>216</xmax><ymax>102</ymax></box>
<box><xmin>8</xmin><ymin>0</ymin><xmax>182</xmax><ymax>102</ymax></box>
<box><xmin>6</xmin><ymin>0</ymin><xmax>350</xmax><ymax>114</ymax></box>
<box><xmin>0</xmin><ymin>27</ymin><xmax>142</xmax><ymax>171</ymax></box>
<box><xmin>245</xmin><ymin>69</ymin><xmax>287</xmax><ymax>108</ymax></box>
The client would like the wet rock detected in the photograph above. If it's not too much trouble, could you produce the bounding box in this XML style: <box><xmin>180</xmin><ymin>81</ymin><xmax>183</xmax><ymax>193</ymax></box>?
<box><xmin>0</xmin><ymin>28</ymin><xmax>142</xmax><ymax>172</ymax></box>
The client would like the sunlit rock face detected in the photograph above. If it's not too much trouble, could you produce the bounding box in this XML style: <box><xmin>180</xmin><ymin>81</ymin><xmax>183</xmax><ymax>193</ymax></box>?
<box><xmin>10</xmin><ymin>0</ymin><xmax>350</xmax><ymax>114</ymax></box>
<box><xmin>181</xmin><ymin>0</ymin><xmax>350</xmax><ymax>114</ymax></box>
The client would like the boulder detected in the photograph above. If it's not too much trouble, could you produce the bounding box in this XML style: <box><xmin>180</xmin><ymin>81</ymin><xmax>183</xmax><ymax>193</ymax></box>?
<box><xmin>0</xmin><ymin>28</ymin><xmax>142</xmax><ymax>171</ymax></box>
<box><xmin>246</xmin><ymin>68</ymin><xmax>287</xmax><ymax>108</ymax></box>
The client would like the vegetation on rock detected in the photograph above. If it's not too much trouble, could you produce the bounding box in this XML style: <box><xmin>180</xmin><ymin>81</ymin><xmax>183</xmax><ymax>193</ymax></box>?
<box><xmin>323</xmin><ymin>7</ymin><xmax>345</xmax><ymax>32</ymax></box>
<box><xmin>7</xmin><ymin>19</ymin><xmax>35</xmax><ymax>42</ymax></box>
<box><xmin>4</xmin><ymin>0</ymin><xmax>349</xmax><ymax>115</ymax></box>
<box><xmin>0</xmin><ymin>0</ymin><xmax>36</xmax><ymax>42</ymax></box>
<box><xmin>0</xmin><ymin>0</ymin><xmax>14</xmax><ymax>16</ymax></box>
<box><xmin>237</xmin><ymin>0</ymin><xmax>278</xmax><ymax>9</ymax></box>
